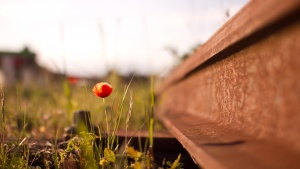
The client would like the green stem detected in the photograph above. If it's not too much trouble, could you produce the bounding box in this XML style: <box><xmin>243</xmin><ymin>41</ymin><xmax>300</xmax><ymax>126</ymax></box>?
<box><xmin>1</xmin><ymin>84</ymin><xmax>5</xmax><ymax>169</ymax></box>
<box><xmin>148</xmin><ymin>75</ymin><xmax>155</xmax><ymax>160</ymax></box>
<box><xmin>103</xmin><ymin>98</ymin><xmax>110</xmax><ymax>148</ymax></box>
<box><xmin>1</xmin><ymin>84</ymin><xmax>4</xmax><ymax>146</ymax></box>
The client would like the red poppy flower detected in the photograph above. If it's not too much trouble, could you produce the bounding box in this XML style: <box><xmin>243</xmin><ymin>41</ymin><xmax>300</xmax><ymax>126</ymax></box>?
<box><xmin>92</xmin><ymin>82</ymin><xmax>113</xmax><ymax>98</ymax></box>
<box><xmin>68</xmin><ymin>76</ymin><xmax>78</xmax><ymax>85</ymax></box>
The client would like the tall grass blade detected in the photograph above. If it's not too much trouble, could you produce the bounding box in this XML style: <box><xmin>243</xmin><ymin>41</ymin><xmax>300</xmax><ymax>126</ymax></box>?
<box><xmin>0</xmin><ymin>84</ymin><xmax>6</xmax><ymax>169</ymax></box>
<box><xmin>125</xmin><ymin>90</ymin><xmax>133</xmax><ymax>146</ymax></box>
<box><xmin>110</xmin><ymin>75</ymin><xmax>135</xmax><ymax>149</ymax></box>
<box><xmin>148</xmin><ymin>75</ymin><xmax>155</xmax><ymax>163</ymax></box>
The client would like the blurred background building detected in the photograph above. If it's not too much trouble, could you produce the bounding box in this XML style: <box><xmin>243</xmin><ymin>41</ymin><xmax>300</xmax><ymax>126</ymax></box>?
<box><xmin>0</xmin><ymin>47</ymin><xmax>40</xmax><ymax>85</ymax></box>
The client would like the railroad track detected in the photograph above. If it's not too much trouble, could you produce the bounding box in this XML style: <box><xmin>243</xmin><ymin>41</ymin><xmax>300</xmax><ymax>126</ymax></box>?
<box><xmin>155</xmin><ymin>0</ymin><xmax>300</xmax><ymax>168</ymax></box>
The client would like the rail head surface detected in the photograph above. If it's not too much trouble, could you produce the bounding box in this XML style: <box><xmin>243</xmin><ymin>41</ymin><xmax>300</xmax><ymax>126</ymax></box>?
<box><xmin>155</xmin><ymin>0</ymin><xmax>300</xmax><ymax>168</ymax></box>
<box><xmin>156</xmin><ymin>0</ymin><xmax>300</xmax><ymax>95</ymax></box>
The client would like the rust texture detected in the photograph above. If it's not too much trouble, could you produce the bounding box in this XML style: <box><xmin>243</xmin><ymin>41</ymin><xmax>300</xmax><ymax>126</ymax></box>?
<box><xmin>155</xmin><ymin>0</ymin><xmax>300</xmax><ymax>168</ymax></box>
<box><xmin>156</xmin><ymin>0</ymin><xmax>300</xmax><ymax>95</ymax></box>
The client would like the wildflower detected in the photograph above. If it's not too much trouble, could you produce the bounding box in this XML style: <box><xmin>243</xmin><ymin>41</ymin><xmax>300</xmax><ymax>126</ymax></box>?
<box><xmin>126</xmin><ymin>146</ymin><xmax>143</xmax><ymax>159</ymax></box>
<box><xmin>130</xmin><ymin>161</ymin><xmax>142</xmax><ymax>169</ymax></box>
<box><xmin>99</xmin><ymin>159</ymin><xmax>109</xmax><ymax>166</ymax></box>
<box><xmin>92</xmin><ymin>82</ymin><xmax>113</xmax><ymax>98</ymax></box>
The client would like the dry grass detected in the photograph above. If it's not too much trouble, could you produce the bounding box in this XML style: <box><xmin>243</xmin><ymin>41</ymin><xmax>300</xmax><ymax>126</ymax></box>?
<box><xmin>1</xmin><ymin>74</ymin><xmax>163</xmax><ymax>141</ymax></box>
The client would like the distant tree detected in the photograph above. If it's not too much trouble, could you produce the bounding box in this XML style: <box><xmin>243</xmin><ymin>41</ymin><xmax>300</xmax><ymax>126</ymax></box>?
<box><xmin>164</xmin><ymin>43</ymin><xmax>202</xmax><ymax>63</ymax></box>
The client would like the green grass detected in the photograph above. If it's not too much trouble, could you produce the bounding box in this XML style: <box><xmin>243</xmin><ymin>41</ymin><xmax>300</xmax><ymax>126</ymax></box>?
<box><xmin>0</xmin><ymin>73</ymin><xmax>174</xmax><ymax>169</ymax></box>
<box><xmin>1</xmin><ymin>75</ymin><xmax>163</xmax><ymax>140</ymax></box>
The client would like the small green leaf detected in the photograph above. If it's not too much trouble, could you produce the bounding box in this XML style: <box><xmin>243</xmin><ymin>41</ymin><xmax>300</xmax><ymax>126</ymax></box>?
<box><xmin>104</xmin><ymin>148</ymin><xmax>115</xmax><ymax>163</ymax></box>
<box><xmin>177</xmin><ymin>162</ymin><xmax>184</xmax><ymax>169</ymax></box>
<box><xmin>171</xmin><ymin>154</ymin><xmax>181</xmax><ymax>169</ymax></box>
<box><xmin>166</xmin><ymin>161</ymin><xmax>173</xmax><ymax>166</ymax></box>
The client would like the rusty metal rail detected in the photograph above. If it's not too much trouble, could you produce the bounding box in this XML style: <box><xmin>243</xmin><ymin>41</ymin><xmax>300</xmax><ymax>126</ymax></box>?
<box><xmin>155</xmin><ymin>0</ymin><xmax>300</xmax><ymax>168</ymax></box>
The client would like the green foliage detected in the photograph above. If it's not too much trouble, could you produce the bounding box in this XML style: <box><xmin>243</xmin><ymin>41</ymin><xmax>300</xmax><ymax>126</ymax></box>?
<box><xmin>0</xmin><ymin>75</ymin><xmax>184</xmax><ymax>169</ymax></box>
<box><xmin>103</xmin><ymin>148</ymin><xmax>115</xmax><ymax>163</ymax></box>
<box><xmin>166</xmin><ymin>154</ymin><xmax>184</xmax><ymax>169</ymax></box>
<box><xmin>1</xmin><ymin>75</ymin><xmax>159</xmax><ymax>139</ymax></box>
<box><xmin>2</xmin><ymin>155</ymin><xmax>27</xmax><ymax>169</ymax></box>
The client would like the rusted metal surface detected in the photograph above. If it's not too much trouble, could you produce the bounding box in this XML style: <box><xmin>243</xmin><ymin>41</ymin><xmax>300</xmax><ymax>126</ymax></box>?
<box><xmin>155</xmin><ymin>0</ymin><xmax>300</xmax><ymax>168</ymax></box>
<box><xmin>159</xmin><ymin>112</ymin><xmax>300</xmax><ymax>169</ymax></box>
<box><xmin>156</xmin><ymin>0</ymin><xmax>300</xmax><ymax>95</ymax></box>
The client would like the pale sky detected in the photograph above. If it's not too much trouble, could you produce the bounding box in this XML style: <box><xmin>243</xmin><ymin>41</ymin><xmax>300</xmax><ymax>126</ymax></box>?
<box><xmin>0</xmin><ymin>0</ymin><xmax>248</xmax><ymax>77</ymax></box>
